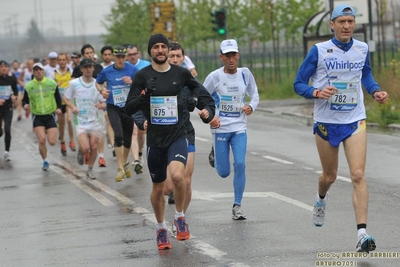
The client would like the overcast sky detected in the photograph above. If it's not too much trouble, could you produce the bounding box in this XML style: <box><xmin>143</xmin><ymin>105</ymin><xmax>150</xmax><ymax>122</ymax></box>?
<box><xmin>1</xmin><ymin>0</ymin><xmax>115</xmax><ymax>38</ymax></box>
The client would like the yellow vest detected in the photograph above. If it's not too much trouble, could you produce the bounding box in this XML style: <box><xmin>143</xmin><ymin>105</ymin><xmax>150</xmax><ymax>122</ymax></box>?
<box><xmin>54</xmin><ymin>69</ymin><xmax>72</xmax><ymax>104</ymax></box>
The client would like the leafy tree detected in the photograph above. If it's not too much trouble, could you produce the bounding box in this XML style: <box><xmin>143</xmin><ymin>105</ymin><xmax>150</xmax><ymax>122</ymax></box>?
<box><xmin>101</xmin><ymin>0</ymin><xmax>152</xmax><ymax>53</ymax></box>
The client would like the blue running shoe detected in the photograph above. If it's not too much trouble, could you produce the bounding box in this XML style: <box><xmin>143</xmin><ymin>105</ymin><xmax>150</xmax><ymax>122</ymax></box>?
<box><xmin>356</xmin><ymin>233</ymin><xmax>376</xmax><ymax>253</ymax></box>
<box><xmin>42</xmin><ymin>161</ymin><xmax>49</xmax><ymax>171</ymax></box>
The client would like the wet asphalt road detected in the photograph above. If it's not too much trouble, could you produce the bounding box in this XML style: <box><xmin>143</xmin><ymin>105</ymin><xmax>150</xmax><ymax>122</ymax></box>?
<box><xmin>1</xmin><ymin>101</ymin><xmax>400</xmax><ymax>267</ymax></box>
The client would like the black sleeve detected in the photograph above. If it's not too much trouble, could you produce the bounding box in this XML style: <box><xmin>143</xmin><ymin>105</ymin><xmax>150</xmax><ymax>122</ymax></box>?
<box><xmin>125</xmin><ymin>72</ymin><xmax>148</xmax><ymax>116</ymax></box>
<box><xmin>54</xmin><ymin>86</ymin><xmax>62</xmax><ymax>109</ymax></box>
<box><xmin>197</xmin><ymin>86</ymin><xmax>215</xmax><ymax>123</ymax></box>
<box><xmin>184</xmin><ymin>69</ymin><xmax>200</xmax><ymax>99</ymax></box>
<box><xmin>132</xmin><ymin>110</ymin><xmax>146</xmax><ymax>131</ymax></box>
<box><xmin>22</xmin><ymin>90</ymin><xmax>29</xmax><ymax>106</ymax></box>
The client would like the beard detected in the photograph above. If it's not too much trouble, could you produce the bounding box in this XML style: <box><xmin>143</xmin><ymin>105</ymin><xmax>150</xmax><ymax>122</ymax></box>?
<box><xmin>151</xmin><ymin>54</ymin><xmax>168</xmax><ymax>64</ymax></box>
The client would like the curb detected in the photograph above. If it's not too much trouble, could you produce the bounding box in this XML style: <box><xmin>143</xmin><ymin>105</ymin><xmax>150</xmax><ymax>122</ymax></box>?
<box><xmin>256</xmin><ymin>106</ymin><xmax>400</xmax><ymax>134</ymax></box>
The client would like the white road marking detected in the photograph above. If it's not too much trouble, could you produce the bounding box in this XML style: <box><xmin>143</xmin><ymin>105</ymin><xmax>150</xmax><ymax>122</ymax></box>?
<box><xmin>192</xmin><ymin>190</ymin><xmax>313</xmax><ymax>211</ymax></box>
<box><xmin>12</xmin><ymin>128</ymin><xmax>116</xmax><ymax>207</ymax></box>
<box><xmin>12</xmin><ymin>127</ymin><xmax>243</xmax><ymax>266</ymax></box>
<box><xmin>195</xmin><ymin>136</ymin><xmax>210</xmax><ymax>142</ymax></box>
<box><xmin>315</xmin><ymin>171</ymin><xmax>351</xmax><ymax>183</ymax></box>
<box><xmin>263</xmin><ymin>155</ymin><xmax>294</xmax><ymax>165</ymax></box>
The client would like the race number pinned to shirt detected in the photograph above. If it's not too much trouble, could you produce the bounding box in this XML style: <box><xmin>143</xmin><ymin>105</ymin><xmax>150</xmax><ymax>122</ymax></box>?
<box><xmin>150</xmin><ymin>96</ymin><xmax>178</xmax><ymax>125</ymax></box>
<box><xmin>113</xmin><ymin>88</ymin><xmax>129</xmax><ymax>107</ymax></box>
<box><xmin>219</xmin><ymin>94</ymin><xmax>243</xmax><ymax>117</ymax></box>
<box><xmin>0</xmin><ymin>85</ymin><xmax>12</xmax><ymax>100</ymax></box>
<box><xmin>330</xmin><ymin>81</ymin><xmax>358</xmax><ymax>112</ymax></box>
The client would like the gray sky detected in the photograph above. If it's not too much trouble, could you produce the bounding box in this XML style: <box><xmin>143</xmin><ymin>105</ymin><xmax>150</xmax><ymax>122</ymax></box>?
<box><xmin>0</xmin><ymin>0</ymin><xmax>115</xmax><ymax>38</ymax></box>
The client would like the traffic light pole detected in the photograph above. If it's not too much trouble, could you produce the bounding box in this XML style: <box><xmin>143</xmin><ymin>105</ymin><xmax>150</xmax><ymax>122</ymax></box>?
<box><xmin>222</xmin><ymin>0</ymin><xmax>228</xmax><ymax>38</ymax></box>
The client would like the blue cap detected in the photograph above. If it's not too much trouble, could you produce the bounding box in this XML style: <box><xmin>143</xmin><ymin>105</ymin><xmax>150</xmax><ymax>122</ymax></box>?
<box><xmin>331</xmin><ymin>4</ymin><xmax>356</xmax><ymax>21</ymax></box>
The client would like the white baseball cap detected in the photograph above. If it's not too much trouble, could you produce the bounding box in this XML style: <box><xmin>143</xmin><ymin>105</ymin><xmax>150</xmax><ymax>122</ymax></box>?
<box><xmin>220</xmin><ymin>39</ymin><xmax>239</xmax><ymax>54</ymax></box>
<box><xmin>33</xmin><ymin>63</ymin><xmax>44</xmax><ymax>70</ymax></box>
<box><xmin>48</xmin><ymin>51</ymin><xmax>58</xmax><ymax>59</ymax></box>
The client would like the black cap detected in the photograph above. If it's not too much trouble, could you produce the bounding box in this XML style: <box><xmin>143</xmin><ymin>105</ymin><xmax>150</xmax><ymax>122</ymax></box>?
<box><xmin>148</xmin><ymin>34</ymin><xmax>170</xmax><ymax>56</ymax></box>
<box><xmin>113</xmin><ymin>46</ymin><xmax>127</xmax><ymax>56</ymax></box>
<box><xmin>80</xmin><ymin>58</ymin><xmax>95</xmax><ymax>67</ymax></box>
<box><xmin>71</xmin><ymin>51</ymin><xmax>81</xmax><ymax>58</ymax></box>
<box><xmin>0</xmin><ymin>60</ymin><xmax>9</xmax><ymax>66</ymax></box>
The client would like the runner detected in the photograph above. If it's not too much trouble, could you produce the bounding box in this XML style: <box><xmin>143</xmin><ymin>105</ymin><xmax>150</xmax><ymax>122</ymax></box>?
<box><xmin>0</xmin><ymin>60</ymin><xmax>18</xmax><ymax>161</ymax></box>
<box><xmin>10</xmin><ymin>60</ymin><xmax>24</xmax><ymax>121</ymax></box>
<box><xmin>204</xmin><ymin>39</ymin><xmax>260</xmax><ymax>220</ymax></box>
<box><xmin>126</xmin><ymin>34</ymin><xmax>204</xmax><ymax>250</ymax></box>
<box><xmin>44</xmin><ymin>52</ymin><xmax>58</xmax><ymax>77</ymax></box>
<box><xmin>72</xmin><ymin>44</ymin><xmax>104</xmax><ymax>166</ymax></box>
<box><xmin>63</xmin><ymin>58</ymin><xmax>106</xmax><ymax>179</ymax></box>
<box><xmin>48</xmin><ymin>53</ymin><xmax>76</xmax><ymax>156</ymax></box>
<box><xmin>96</xmin><ymin>46</ymin><xmax>138</xmax><ymax>182</ymax></box>
<box><xmin>293</xmin><ymin>4</ymin><xmax>389</xmax><ymax>252</ymax></box>
<box><xmin>123</xmin><ymin>43</ymin><xmax>151</xmax><ymax>174</ymax></box>
<box><xmin>22</xmin><ymin>63</ymin><xmax>62</xmax><ymax>170</ymax></box>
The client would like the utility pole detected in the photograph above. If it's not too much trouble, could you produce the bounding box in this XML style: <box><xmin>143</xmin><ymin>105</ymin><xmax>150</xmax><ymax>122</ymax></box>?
<box><xmin>71</xmin><ymin>0</ymin><xmax>77</xmax><ymax>46</ymax></box>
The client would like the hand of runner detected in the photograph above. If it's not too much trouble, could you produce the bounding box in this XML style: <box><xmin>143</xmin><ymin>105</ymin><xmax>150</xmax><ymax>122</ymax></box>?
<box><xmin>145</xmin><ymin>77</ymin><xmax>157</xmax><ymax>95</ymax></box>
<box><xmin>373</xmin><ymin>91</ymin><xmax>389</xmax><ymax>104</ymax></box>
<box><xmin>319</xmin><ymin>86</ymin><xmax>338</xmax><ymax>99</ymax></box>
<box><xmin>198</xmin><ymin>109</ymin><xmax>209</xmax><ymax>120</ymax></box>
<box><xmin>100</xmin><ymin>89</ymin><xmax>110</xmax><ymax>99</ymax></box>
<box><xmin>0</xmin><ymin>99</ymin><xmax>5</xmax><ymax>106</ymax></box>
<box><xmin>94</xmin><ymin>102</ymin><xmax>106</xmax><ymax>110</ymax></box>
<box><xmin>242</xmin><ymin>105</ymin><xmax>253</xmax><ymax>115</ymax></box>
<box><xmin>71</xmin><ymin>107</ymin><xmax>79</xmax><ymax>114</ymax></box>
<box><xmin>122</xmin><ymin>76</ymin><xmax>132</xmax><ymax>85</ymax></box>
<box><xmin>209</xmin><ymin>116</ymin><xmax>220</xmax><ymax>128</ymax></box>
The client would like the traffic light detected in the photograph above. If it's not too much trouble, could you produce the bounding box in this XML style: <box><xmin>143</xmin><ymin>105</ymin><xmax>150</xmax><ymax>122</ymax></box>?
<box><xmin>211</xmin><ymin>9</ymin><xmax>226</xmax><ymax>36</ymax></box>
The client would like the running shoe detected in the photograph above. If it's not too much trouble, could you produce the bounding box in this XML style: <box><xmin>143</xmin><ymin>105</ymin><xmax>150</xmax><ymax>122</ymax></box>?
<box><xmin>156</xmin><ymin>228</ymin><xmax>172</xmax><ymax>250</ymax></box>
<box><xmin>112</xmin><ymin>149</ymin><xmax>115</xmax><ymax>157</ymax></box>
<box><xmin>138</xmin><ymin>154</ymin><xmax>144</xmax><ymax>165</ymax></box>
<box><xmin>77</xmin><ymin>152</ymin><xmax>84</xmax><ymax>165</ymax></box>
<box><xmin>208</xmin><ymin>146</ymin><xmax>215</xmax><ymax>168</ymax></box>
<box><xmin>86</xmin><ymin>169</ymin><xmax>95</xmax><ymax>180</ymax></box>
<box><xmin>60</xmin><ymin>142</ymin><xmax>67</xmax><ymax>156</ymax></box>
<box><xmin>4</xmin><ymin>152</ymin><xmax>11</xmax><ymax>162</ymax></box>
<box><xmin>115</xmin><ymin>168</ymin><xmax>126</xmax><ymax>182</ymax></box>
<box><xmin>173</xmin><ymin>217</ymin><xmax>190</xmax><ymax>241</ymax></box>
<box><xmin>356</xmin><ymin>233</ymin><xmax>376</xmax><ymax>253</ymax></box>
<box><xmin>313</xmin><ymin>193</ymin><xmax>328</xmax><ymax>227</ymax></box>
<box><xmin>84</xmin><ymin>152</ymin><xmax>89</xmax><ymax>165</ymax></box>
<box><xmin>98</xmin><ymin>157</ymin><xmax>106</xmax><ymax>167</ymax></box>
<box><xmin>133</xmin><ymin>160</ymin><xmax>143</xmax><ymax>174</ymax></box>
<box><xmin>69</xmin><ymin>141</ymin><xmax>76</xmax><ymax>151</ymax></box>
<box><xmin>232</xmin><ymin>205</ymin><xmax>247</xmax><ymax>220</ymax></box>
<box><xmin>168</xmin><ymin>192</ymin><xmax>175</xmax><ymax>204</ymax></box>
<box><xmin>123</xmin><ymin>162</ymin><xmax>132</xmax><ymax>178</ymax></box>
<box><xmin>42</xmin><ymin>161</ymin><xmax>49</xmax><ymax>171</ymax></box>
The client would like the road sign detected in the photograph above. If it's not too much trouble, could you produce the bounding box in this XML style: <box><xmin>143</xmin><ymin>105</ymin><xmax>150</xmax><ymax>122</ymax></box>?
<box><xmin>150</xmin><ymin>2</ymin><xmax>176</xmax><ymax>41</ymax></box>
